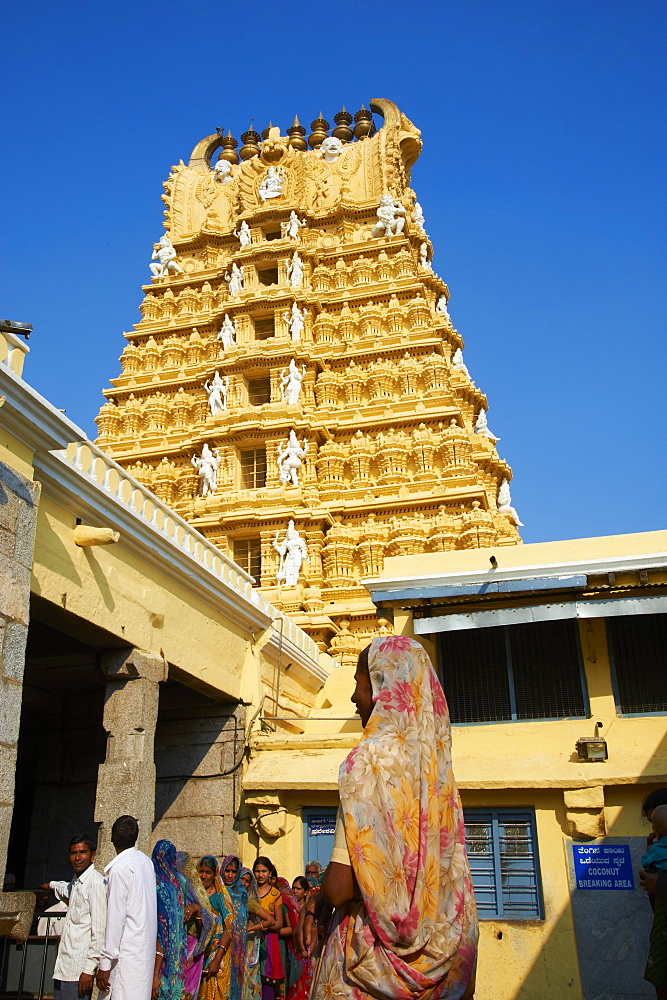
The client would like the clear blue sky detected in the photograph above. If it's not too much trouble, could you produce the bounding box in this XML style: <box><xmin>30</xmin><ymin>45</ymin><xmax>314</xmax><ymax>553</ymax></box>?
<box><xmin>3</xmin><ymin>0</ymin><xmax>665</xmax><ymax>543</ymax></box>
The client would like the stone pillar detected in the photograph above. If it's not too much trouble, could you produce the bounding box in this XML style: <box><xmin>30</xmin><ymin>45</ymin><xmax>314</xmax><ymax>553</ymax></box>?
<box><xmin>94</xmin><ymin>648</ymin><xmax>167</xmax><ymax>867</ymax></box>
<box><xmin>0</xmin><ymin>461</ymin><xmax>40</xmax><ymax>887</ymax></box>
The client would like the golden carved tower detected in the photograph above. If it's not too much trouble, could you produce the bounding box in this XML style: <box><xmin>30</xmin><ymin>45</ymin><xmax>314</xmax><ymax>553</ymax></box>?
<box><xmin>96</xmin><ymin>98</ymin><xmax>521</xmax><ymax>661</ymax></box>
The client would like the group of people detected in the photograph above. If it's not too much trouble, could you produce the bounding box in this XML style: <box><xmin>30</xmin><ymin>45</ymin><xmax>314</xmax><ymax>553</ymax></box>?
<box><xmin>42</xmin><ymin>813</ymin><xmax>322</xmax><ymax>1000</ymax></box>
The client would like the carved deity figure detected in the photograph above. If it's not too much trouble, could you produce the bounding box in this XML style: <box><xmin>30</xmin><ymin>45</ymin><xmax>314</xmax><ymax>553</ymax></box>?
<box><xmin>285</xmin><ymin>301</ymin><xmax>305</xmax><ymax>340</ymax></box>
<box><xmin>259</xmin><ymin>165</ymin><xmax>283</xmax><ymax>201</ymax></box>
<box><xmin>281</xmin><ymin>211</ymin><xmax>306</xmax><ymax>240</ymax></box>
<box><xmin>436</xmin><ymin>294</ymin><xmax>452</xmax><ymax>323</ymax></box>
<box><xmin>286</xmin><ymin>251</ymin><xmax>304</xmax><ymax>289</ymax></box>
<box><xmin>149</xmin><ymin>235</ymin><xmax>183</xmax><ymax>279</ymax></box>
<box><xmin>191</xmin><ymin>442</ymin><xmax>220</xmax><ymax>496</ymax></box>
<box><xmin>498</xmin><ymin>478</ymin><xmax>524</xmax><ymax>527</ymax></box>
<box><xmin>451</xmin><ymin>347</ymin><xmax>469</xmax><ymax>378</ymax></box>
<box><xmin>273</xmin><ymin>519</ymin><xmax>309</xmax><ymax>586</ymax></box>
<box><xmin>280</xmin><ymin>359</ymin><xmax>306</xmax><ymax>405</ymax></box>
<box><xmin>412</xmin><ymin>201</ymin><xmax>426</xmax><ymax>230</ymax></box>
<box><xmin>419</xmin><ymin>242</ymin><xmax>432</xmax><ymax>271</ymax></box>
<box><xmin>475</xmin><ymin>408</ymin><xmax>499</xmax><ymax>442</ymax></box>
<box><xmin>212</xmin><ymin>158</ymin><xmax>232</xmax><ymax>183</ymax></box>
<box><xmin>204</xmin><ymin>371</ymin><xmax>229</xmax><ymax>416</ymax></box>
<box><xmin>216</xmin><ymin>313</ymin><xmax>237</xmax><ymax>348</ymax></box>
<box><xmin>276</xmin><ymin>429</ymin><xmax>309</xmax><ymax>487</ymax></box>
<box><xmin>371</xmin><ymin>195</ymin><xmax>406</xmax><ymax>239</ymax></box>
<box><xmin>225</xmin><ymin>263</ymin><xmax>244</xmax><ymax>296</ymax></box>
<box><xmin>234</xmin><ymin>220</ymin><xmax>252</xmax><ymax>247</ymax></box>
<box><xmin>320</xmin><ymin>136</ymin><xmax>344</xmax><ymax>162</ymax></box>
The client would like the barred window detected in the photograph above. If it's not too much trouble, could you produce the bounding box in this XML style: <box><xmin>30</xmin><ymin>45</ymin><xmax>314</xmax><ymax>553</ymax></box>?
<box><xmin>607</xmin><ymin>613</ymin><xmax>667</xmax><ymax>714</ymax></box>
<box><xmin>464</xmin><ymin>809</ymin><xmax>542</xmax><ymax>919</ymax></box>
<box><xmin>240</xmin><ymin>448</ymin><xmax>267</xmax><ymax>489</ymax></box>
<box><xmin>247</xmin><ymin>377</ymin><xmax>271</xmax><ymax>406</ymax></box>
<box><xmin>437</xmin><ymin>619</ymin><xmax>587</xmax><ymax>723</ymax></box>
<box><xmin>233</xmin><ymin>538</ymin><xmax>261</xmax><ymax>581</ymax></box>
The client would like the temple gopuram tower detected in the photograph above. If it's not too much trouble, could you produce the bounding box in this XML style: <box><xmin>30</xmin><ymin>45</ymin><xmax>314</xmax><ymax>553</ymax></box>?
<box><xmin>96</xmin><ymin>98</ymin><xmax>522</xmax><ymax>662</ymax></box>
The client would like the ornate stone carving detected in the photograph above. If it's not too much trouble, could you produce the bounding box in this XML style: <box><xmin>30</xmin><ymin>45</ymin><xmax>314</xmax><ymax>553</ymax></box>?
<box><xmin>419</xmin><ymin>241</ymin><xmax>432</xmax><ymax>271</ymax></box>
<box><xmin>191</xmin><ymin>443</ymin><xmax>220</xmax><ymax>496</ymax></box>
<box><xmin>286</xmin><ymin>251</ymin><xmax>304</xmax><ymax>289</ymax></box>
<box><xmin>225</xmin><ymin>263</ymin><xmax>244</xmax><ymax>296</ymax></box>
<box><xmin>370</xmin><ymin>195</ymin><xmax>406</xmax><ymax>238</ymax></box>
<box><xmin>320</xmin><ymin>136</ymin><xmax>344</xmax><ymax>162</ymax></box>
<box><xmin>150</xmin><ymin>235</ymin><xmax>183</xmax><ymax>279</ymax></box>
<box><xmin>277</xmin><ymin>430</ymin><xmax>309</xmax><ymax>486</ymax></box>
<box><xmin>460</xmin><ymin>501</ymin><xmax>497</xmax><ymax>549</ymax></box>
<box><xmin>498</xmin><ymin>478</ymin><xmax>524</xmax><ymax>527</ymax></box>
<box><xmin>212</xmin><ymin>158</ymin><xmax>232</xmax><ymax>183</ymax></box>
<box><xmin>279</xmin><ymin>359</ymin><xmax>306</xmax><ymax>405</ymax></box>
<box><xmin>259</xmin><ymin>165</ymin><xmax>284</xmax><ymax>201</ymax></box>
<box><xmin>273</xmin><ymin>520</ymin><xmax>309</xmax><ymax>586</ymax></box>
<box><xmin>451</xmin><ymin>347</ymin><xmax>469</xmax><ymax>377</ymax></box>
<box><xmin>328</xmin><ymin>619</ymin><xmax>360</xmax><ymax>666</ymax></box>
<box><xmin>285</xmin><ymin>301</ymin><xmax>305</xmax><ymax>340</ymax></box>
<box><xmin>217</xmin><ymin>314</ymin><xmax>237</xmax><ymax>348</ymax></box>
<box><xmin>281</xmin><ymin>211</ymin><xmax>306</xmax><ymax>240</ymax></box>
<box><xmin>234</xmin><ymin>220</ymin><xmax>252</xmax><ymax>246</ymax></box>
<box><xmin>204</xmin><ymin>371</ymin><xmax>229</xmax><ymax>416</ymax></box>
<box><xmin>475</xmin><ymin>408</ymin><xmax>499</xmax><ymax>442</ymax></box>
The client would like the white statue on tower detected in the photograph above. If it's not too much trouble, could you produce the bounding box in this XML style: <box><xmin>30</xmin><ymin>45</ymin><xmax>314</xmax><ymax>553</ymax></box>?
<box><xmin>412</xmin><ymin>201</ymin><xmax>426</xmax><ymax>230</ymax></box>
<box><xmin>234</xmin><ymin>221</ymin><xmax>252</xmax><ymax>247</ymax></box>
<box><xmin>475</xmin><ymin>408</ymin><xmax>499</xmax><ymax>442</ymax></box>
<box><xmin>225</xmin><ymin>263</ymin><xmax>244</xmax><ymax>297</ymax></box>
<box><xmin>286</xmin><ymin>251</ymin><xmax>304</xmax><ymax>289</ymax></box>
<box><xmin>273</xmin><ymin>519</ymin><xmax>309</xmax><ymax>586</ymax></box>
<box><xmin>259</xmin><ymin>166</ymin><xmax>283</xmax><ymax>201</ymax></box>
<box><xmin>451</xmin><ymin>347</ymin><xmax>469</xmax><ymax>378</ymax></box>
<box><xmin>276</xmin><ymin>430</ymin><xmax>309</xmax><ymax>487</ymax></box>
<box><xmin>285</xmin><ymin>301</ymin><xmax>305</xmax><ymax>340</ymax></box>
<box><xmin>281</xmin><ymin>211</ymin><xmax>306</xmax><ymax>240</ymax></box>
<box><xmin>370</xmin><ymin>195</ymin><xmax>406</xmax><ymax>238</ymax></box>
<box><xmin>216</xmin><ymin>314</ymin><xmax>237</xmax><ymax>348</ymax></box>
<box><xmin>419</xmin><ymin>242</ymin><xmax>432</xmax><ymax>271</ymax></box>
<box><xmin>204</xmin><ymin>372</ymin><xmax>229</xmax><ymax>416</ymax></box>
<box><xmin>212</xmin><ymin>158</ymin><xmax>232</xmax><ymax>183</ymax></box>
<box><xmin>320</xmin><ymin>136</ymin><xmax>344</xmax><ymax>162</ymax></box>
<box><xmin>149</xmin><ymin>235</ymin><xmax>183</xmax><ymax>279</ymax></box>
<box><xmin>498</xmin><ymin>478</ymin><xmax>524</xmax><ymax>527</ymax></box>
<box><xmin>436</xmin><ymin>294</ymin><xmax>452</xmax><ymax>324</ymax></box>
<box><xmin>280</xmin><ymin>359</ymin><xmax>306</xmax><ymax>405</ymax></box>
<box><xmin>191</xmin><ymin>443</ymin><xmax>220</xmax><ymax>496</ymax></box>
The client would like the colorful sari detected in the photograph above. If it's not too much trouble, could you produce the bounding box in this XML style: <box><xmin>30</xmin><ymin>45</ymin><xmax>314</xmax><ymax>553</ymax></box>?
<box><xmin>257</xmin><ymin>884</ymin><xmax>284</xmax><ymax>997</ymax></box>
<box><xmin>314</xmin><ymin>636</ymin><xmax>478</xmax><ymax>1000</ymax></box>
<box><xmin>176</xmin><ymin>852</ymin><xmax>217</xmax><ymax>1000</ymax></box>
<box><xmin>221</xmin><ymin>856</ymin><xmax>249</xmax><ymax>1000</ymax></box>
<box><xmin>198</xmin><ymin>861</ymin><xmax>234</xmax><ymax>1000</ymax></box>
<box><xmin>274</xmin><ymin>880</ymin><xmax>307</xmax><ymax>1000</ymax></box>
<box><xmin>240</xmin><ymin>868</ymin><xmax>262</xmax><ymax>1000</ymax></box>
<box><xmin>152</xmin><ymin>840</ymin><xmax>187</xmax><ymax>1000</ymax></box>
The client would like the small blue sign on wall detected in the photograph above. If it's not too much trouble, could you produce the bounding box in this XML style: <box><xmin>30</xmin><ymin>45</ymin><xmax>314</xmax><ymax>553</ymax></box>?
<box><xmin>309</xmin><ymin>816</ymin><xmax>336</xmax><ymax>837</ymax></box>
<box><xmin>572</xmin><ymin>844</ymin><xmax>635</xmax><ymax>890</ymax></box>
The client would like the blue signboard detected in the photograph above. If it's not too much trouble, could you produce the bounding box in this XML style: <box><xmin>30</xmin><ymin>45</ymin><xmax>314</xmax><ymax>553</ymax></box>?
<box><xmin>572</xmin><ymin>844</ymin><xmax>635</xmax><ymax>890</ymax></box>
<box><xmin>309</xmin><ymin>816</ymin><xmax>336</xmax><ymax>837</ymax></box>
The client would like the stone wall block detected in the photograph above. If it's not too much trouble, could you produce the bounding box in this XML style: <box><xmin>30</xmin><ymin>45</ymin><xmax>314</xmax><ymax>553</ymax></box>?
<box><xmin>0</xmin><ymin>746</ymin><xmax>18</xmax><ymax>803</ymax></box>
<box><xmin>13</xmin><ymin>483</ymin><xmax>41</xmax><ymax>568</ymax></box>
<box><xmin>155</xmin><ymin>741</ymin><xmax>228</xmax><ymax>779</ymax></box>
<box><xmin>2</xmin><ymin>622</ymin><xmax>28</xmax><ymax>683</ymax></box>
<box><xmin>101</xmin><ymin>647</ymin><xmax>168</xmax><ymax>684</ymax></box>
<box><xmin>155</xmin><ymin>776</ymin><xmax>234</xmax><ymax>819</ymax></box>
<box><xmin>0</xmin><ymin>679</ymin><xmax>23</xmax><ymax>746</ymax></box>
<box><xmin>102</xmin><ymin>678</ymin><xmax>159</xmax><ymax>760</ymax></box>
<box><xmin>0</xmin><ymin>555</ymin><xmax>31</xmax><ymax>625</ymax></box>
<box><xmin>151</xmin><ymin>816</ymin><xmax>224</xmax><ymax>858</ymax></box>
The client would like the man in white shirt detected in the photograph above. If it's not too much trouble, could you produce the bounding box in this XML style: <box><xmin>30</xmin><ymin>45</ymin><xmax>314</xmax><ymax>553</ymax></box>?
<box><xmin>96</xmin><ymin>815</ymin><xmax>157</xmax><ymax>1000</ymax></box>
<box><xmin>41</xmin><ymin>835</ymin><xmax>107</xmax><ymax>1000</ymax></box>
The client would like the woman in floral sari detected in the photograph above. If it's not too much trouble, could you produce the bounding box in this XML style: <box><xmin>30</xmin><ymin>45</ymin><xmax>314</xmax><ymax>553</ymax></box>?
<box><xmin>240</xmin><ymin>868</ymin><xmax>269</xmax><ymax>1000</ymax></box>
<box><xmin>302</xmin><ymin>636</ymin><xmax>478</xmax><ymax>1000</ymax></box>
<box><xmin>152</xmin><ymin>840</ymin><xmax>187</xmax><ymax>1000</ymax></box>
<box><xmin>197</xmin><ymin>857</ymin><xmax>234</xmax><ymax>1000</ymax></box>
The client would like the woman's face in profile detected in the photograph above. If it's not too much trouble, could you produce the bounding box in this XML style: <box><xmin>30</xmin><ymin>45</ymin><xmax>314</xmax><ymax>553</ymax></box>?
<box><xmin>351</xmin><ymin>649</ymin><xmax>374</xmax><ymax>726</ymax></box>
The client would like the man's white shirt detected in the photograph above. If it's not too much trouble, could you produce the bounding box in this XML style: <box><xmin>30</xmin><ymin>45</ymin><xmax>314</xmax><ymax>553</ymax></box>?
<box><xmin>49</xmin><ymin>864</ymin><xmax>107</xmax><ymax>980</ymax></box>
<box><xmin>100</xmin><ymin>846</ymin><xmax>157</xmax><ymax>1000</ymax></box>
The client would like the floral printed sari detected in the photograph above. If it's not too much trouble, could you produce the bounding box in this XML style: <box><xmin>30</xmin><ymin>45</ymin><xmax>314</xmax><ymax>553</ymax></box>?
<box><xmin>152</xmin><ymin>840</ymin><xmax>187</xmax><ymax>1000</ymax></box>
<box><xmin>314</xmin><ymin>635</ymin><xmax>478</xmax><ymax>1000</ymax></box>
<box><xmin>221</xmin><ymin>856</ymin><xmax>249</xmax><ymax>1000</ymax></box>
<box><xmin>240</xmin><ymin>868</ymin><xmax>262</xmax><ymax>1000</ymax></box>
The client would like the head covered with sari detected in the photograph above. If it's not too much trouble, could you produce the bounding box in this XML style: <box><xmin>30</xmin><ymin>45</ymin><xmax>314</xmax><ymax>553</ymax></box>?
<box><xmin>152</xmin><ymin>839</ymin><xmax>187</xmax><ymax>1000</ymax></box>
<box><xmin>175</xmin><ymin>851</ymin><xmax>216</xmax><ymax>957</ymax></box>
<box><xmin>319</xmin><ymin>636</ymin><xmax>478</xmax><ymax>1000</ymax></box>
<box><xmin>220</xmin><ymin>855</ymin><xmax>248</xmax><ymax>1000</ymax></box>
<box><xmin>275</xmin><ymin>878</ymin><xmax>303</xmax><ymax>991</ymax></box>
<box><xmin>239</xmin><ymin>867</ymin><xmax>262</xmax><ymax>1000</ymax></box>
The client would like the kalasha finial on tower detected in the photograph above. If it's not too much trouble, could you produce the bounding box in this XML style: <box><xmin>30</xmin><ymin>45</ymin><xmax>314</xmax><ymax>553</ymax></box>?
<box><xmin>287</xmin><ymin>115</ymin><xmax>307</xmax><ymax>152</ymax></box>
<box><xmin>218</xmin><ymin>130</ymin><xmax>239</xmax><ymax>165</ymax></box>
<box><xmin>332</xmin><ymin>106</ymin><xmax>354</xmax><ymax>143</ymax></box>
<box><xmin>308</xmin><ymin>113</ymin><xmax>330</xmax><ymax>150</ymax></box>
<box><xmin>353</xmin><ymin>105</ymin><xmax>373</xmax><ymax>139</ymax></box>
<box><xmin>239</xmin><ymin>123</ymin><xmax>261</xmax><ymax>160</ymax></box>
<box><xmin>261</xmin><ymin>121</ymin><xmax>275</xmax><ymax>140</ymax></box>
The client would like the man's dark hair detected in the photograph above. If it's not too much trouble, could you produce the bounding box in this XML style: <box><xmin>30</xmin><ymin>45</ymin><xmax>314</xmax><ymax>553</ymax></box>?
<box><xmin>111</xmin><ymin>815</ymin><xmax>139</xmax><ymax>850</ymax></box>
<box><xmin>642</xmin><ymin>789</ymin><xmax>667</xmax><ymax>818</ymax></box>
<box><xmin>69</xmin><ymin>835</ymin><xmax>97</xmax><ymax>852</ymax></box>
